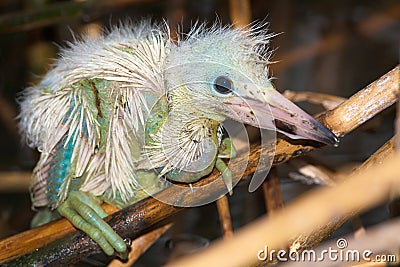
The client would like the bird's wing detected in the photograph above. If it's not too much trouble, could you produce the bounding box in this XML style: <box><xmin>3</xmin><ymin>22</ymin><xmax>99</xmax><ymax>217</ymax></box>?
<box><xmin>32</xmin><ymin>23</ymin><xmax>168</xmax><ymax>137</ymax></box>
<box><xmin>21</xmin><ymin>23</ymin><xmax>169</xmax><ymax>207</ymax></box>
<box><xmin>22</xmin><ymin>82</ymin><xmax>101</xmax><ymax>209</ymax></box>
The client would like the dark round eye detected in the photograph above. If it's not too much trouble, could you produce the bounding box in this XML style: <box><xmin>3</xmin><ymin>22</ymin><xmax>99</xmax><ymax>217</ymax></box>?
<box><xmin>213</xmin><ymin>76</ymin><xmax>234</xmax><ymax>95</ymax></box>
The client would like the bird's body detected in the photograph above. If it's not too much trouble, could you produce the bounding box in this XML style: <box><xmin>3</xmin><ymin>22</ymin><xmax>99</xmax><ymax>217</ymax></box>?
<box><xmin>19</xmin><ymin>21</ymin><xmax>338</xmax><ymax>256</ymax></box>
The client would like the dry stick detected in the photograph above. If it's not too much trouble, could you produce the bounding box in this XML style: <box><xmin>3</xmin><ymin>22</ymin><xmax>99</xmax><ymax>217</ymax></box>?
<box><xmin>168</xmin><ymin>148</ymin><xmax>400</xmax><ymax>267</ymax></box>
<box><xmin>395</xmin><ymin>91</ymin><xmax>400</xmax><ymax>150</ymax></box>
<box><xmin>0</xmin><ymin>66</ymin><xmax>398</xmax><ymax>265</ymax></box>
<box><xmin>262</xmin><ymin>167</ymin><xmax>284</xmax><ymax>215</ymax></box>
<box><xmin>283</xmin><ymin>90</ymin><xmax>346</xmax><ymax>110</ymax></box>
<box><xmin>165</xmin><ymin>0</ymin><xmax>185</xmax><ymax>41</ymax></box>
<box><xmin>216</xmin><ymin>196</ymin><xmax>234</xmax><ymax>239</ymax></box>
<box><xmin>229</xmin><ymin>0</ymin><xmax>252</xmax><ymax>28</ymax></box>
<box><xmin>0</xmin><ymin>171</ymin><xmax>31</xmax><ymax>192</ymax></box>
<box><xmin>287</xmin><ymin>159</ymin><xmax>337</xmax><ymax>186</ymax></box>
<box><xmin>108</xmin><ymin>223</ymin><xmax>172</xmax><ymax>267</ymax></box>
<box><xmin>287</xmin><ymin>137</ymin><xmax>394</xmax><ymax>255</ymax></box>
<box><xmin>387</xmin><ymin>82</ymin><xmax>400</xmax><ymax>220</ymax></box>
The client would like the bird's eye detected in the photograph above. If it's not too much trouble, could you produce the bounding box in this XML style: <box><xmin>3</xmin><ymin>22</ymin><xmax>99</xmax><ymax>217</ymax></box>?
<box><xmin>213</xmin><ymin>76</ymin><xmax>234</xmax><ymax>95</ymax></box>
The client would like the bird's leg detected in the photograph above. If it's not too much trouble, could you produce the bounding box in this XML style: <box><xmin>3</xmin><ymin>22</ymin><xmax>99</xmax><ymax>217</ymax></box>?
<box><xmin>57</xmin><ymin>191</ymin><xmax>127</xmax><ymax>257</ymax></box>
<box><xmin>216</xmin><ymin>137</ymin><xmax>236</xmax><ymax>195</ymax></box>
<box><xmin>31</xmin><ymin>207</ymin><xmax>58</xmax><ymax>227</ymax></box>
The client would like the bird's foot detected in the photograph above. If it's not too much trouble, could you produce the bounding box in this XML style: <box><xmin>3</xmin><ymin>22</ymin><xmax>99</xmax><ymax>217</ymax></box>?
<box><xmin>216</xmin><ymin>137</ymin><xmax>236</xmax><ymax>195</ymax></box>
<box><xmin>57</xmin><ymin>191</ymin><xmax>127</xmax><ymax>257</ymax></box>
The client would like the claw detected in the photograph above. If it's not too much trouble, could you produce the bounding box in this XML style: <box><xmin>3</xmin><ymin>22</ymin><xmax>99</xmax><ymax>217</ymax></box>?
<box><xmin>115</xmin><ymin>247</ymin><xmax>129</xmax><ymax>260</ymax></box>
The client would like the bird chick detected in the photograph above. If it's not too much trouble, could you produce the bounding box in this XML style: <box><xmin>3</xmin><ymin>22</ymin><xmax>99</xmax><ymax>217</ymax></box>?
<box><xmin>19</xmin><ymin>21</ymin><xmax>338</xmax><ymax>256</ymax></box>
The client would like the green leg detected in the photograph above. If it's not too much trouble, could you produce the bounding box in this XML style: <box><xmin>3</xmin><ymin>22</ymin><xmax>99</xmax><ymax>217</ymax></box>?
<box><xmin>57</xmin><ymin>191</ymin><xmax>127</xmax><ymax>256</ymax></box>
<box><xmin>218</xmin><ymin>137</ymin><xmax>236</xmax><ymax>159</ymax></box>
<box><xmin>31</xmin><ymin>207</ymin><xmax>58</xmax><ymax>228</ymax></box>
<box><xmin>216</xmin><ymin>137</ymin><xmax>237</xmax><ymax>195</ymax></box>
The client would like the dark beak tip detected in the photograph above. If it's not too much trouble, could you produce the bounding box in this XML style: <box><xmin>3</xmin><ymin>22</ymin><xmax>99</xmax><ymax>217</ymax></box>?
<box><xmin>327</xmin><ymin>134</ymin><xmax>340</xmax><ymax>147</ymax></box>
<box><xmin>318</xmin><ymin>127</ymin><xmax>340</xmax><ymax>146</ymax></box>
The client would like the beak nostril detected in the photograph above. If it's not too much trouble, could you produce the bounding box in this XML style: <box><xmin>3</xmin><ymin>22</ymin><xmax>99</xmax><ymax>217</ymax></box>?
<box><xmin>274</xmin><ymin>119</ymin><xmax>297</xmax><ymax>135</ymax></box>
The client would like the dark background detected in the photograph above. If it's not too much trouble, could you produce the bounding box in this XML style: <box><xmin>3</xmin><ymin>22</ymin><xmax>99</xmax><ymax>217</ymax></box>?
<box><xmin>0</xmin><ymin>0</ymin><xmax>399</xmax><ymax>266</ymax></box>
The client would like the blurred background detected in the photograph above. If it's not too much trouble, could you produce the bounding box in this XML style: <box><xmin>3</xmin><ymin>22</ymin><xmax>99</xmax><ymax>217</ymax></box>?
<box><xmin>0</xmin><ymin>0</ymin><xmax>399</xmax><ymax>266</ymax></box>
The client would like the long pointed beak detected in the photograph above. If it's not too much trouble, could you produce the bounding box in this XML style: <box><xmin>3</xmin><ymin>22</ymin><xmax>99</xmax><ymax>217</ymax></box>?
<box><xmin>225</xmin><ymin>86</ymin><xmax>338</xmax><ymax>146</ymax></box>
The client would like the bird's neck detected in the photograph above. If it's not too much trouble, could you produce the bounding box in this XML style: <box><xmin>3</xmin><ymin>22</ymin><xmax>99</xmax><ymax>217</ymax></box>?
<box><xmin>142</xmin><ymin>91</ymin><xmax>220</xmax><ymax>177</ymax></box>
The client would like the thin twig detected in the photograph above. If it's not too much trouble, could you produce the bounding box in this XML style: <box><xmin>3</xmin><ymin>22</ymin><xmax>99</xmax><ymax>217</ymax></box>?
<box><xmin>283</xmin><ymin>90</ymin><xmax>346</xmax><ymax>111</ymax></box>
<box><xmin>0</xmin><ymin>172</ymin><xmax>31</xmax><ymax>192</ymax></box>
<box><xmin>216</xmin><ymin>196</ymin><xmax>234</xmax><ymax>239</ymax></box>
<box><xmin>262</xmin><ymin>167</ymin><xmax>284</xmax><ymax>215</ymax></box>
<box><xmin>395</xmin><ymin>91</ymin><xmax>400</xmax><ymax>150</ymax></box>
<box><xmin>288</xmin><ymin>159</ymin><xmax>336</xmax><ymax>187</ymax></box>
<box><xmin>229</xmin><ymin>0</ymin><xmax>252</xmax><ymax>28</ymax></box>
<box><xmin>108</xmin><ymin>223</ymin><xmax>172</xmax><ymax>267</ymax></box>
<box><xmin>165</xmin><ymin>0</ymin><xmax>185</xmax><ymax>41</ymax></box>
<box><xmin>388</xmin><ymin>76</ymin><xmax>400</xmax><ymax>218</ymax></box>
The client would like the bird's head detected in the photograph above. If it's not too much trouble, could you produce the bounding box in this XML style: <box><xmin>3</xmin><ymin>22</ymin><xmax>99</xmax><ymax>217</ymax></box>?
<box><xmin>164</xmin><ymin>23</ymin><xmax>338</xmax><ymax>145</ymax></box>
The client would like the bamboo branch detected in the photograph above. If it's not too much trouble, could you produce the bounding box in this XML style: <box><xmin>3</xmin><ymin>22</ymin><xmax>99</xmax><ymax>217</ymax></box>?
<box><xmin>262</xmin><ymin>167</ymin><xmax>284</xmax><ymax>215</ymax></box>
<box><xmin>395</xmin><ymin>90</ymin><xmax>400</xmax><ymax>149</ymax></box>
<box><xmin>0</xmin><ymin>66</ymin><xmax>398</xmax><ymax>265</ymax></box>
<box><xmin>229</xmin><ymin>0</ymin><xmax>252</xmax><ymax>28</ymax></box>
<box><xmin>288</xmin><ymin>159</ymin><xmax>336</xmax><ymax>186</ymax></box>
<box><xmin>216</xmin><ymin>196</ymin><xmax>234</xmax><ymax>239</ymax></box>
<box><xmin>283</xmin><ymin>91</ymin><xmax>346</xmax><ymax>111</ymax></box>
<box><xmin>108</xmin><ymin>223</ymin><xmax>172</xmax><ymax>267</ymax></box>
<box><xmin>0</xmin><ymin>172</ymin><xmax>31</xmax><ymax>192</ymax></box>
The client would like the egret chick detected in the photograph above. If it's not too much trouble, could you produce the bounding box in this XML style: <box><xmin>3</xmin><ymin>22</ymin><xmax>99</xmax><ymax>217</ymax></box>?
<box><xmin>19</xmin><ymin>21</ymin><xmax>338</xmax><ymax>256</ymax></box>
